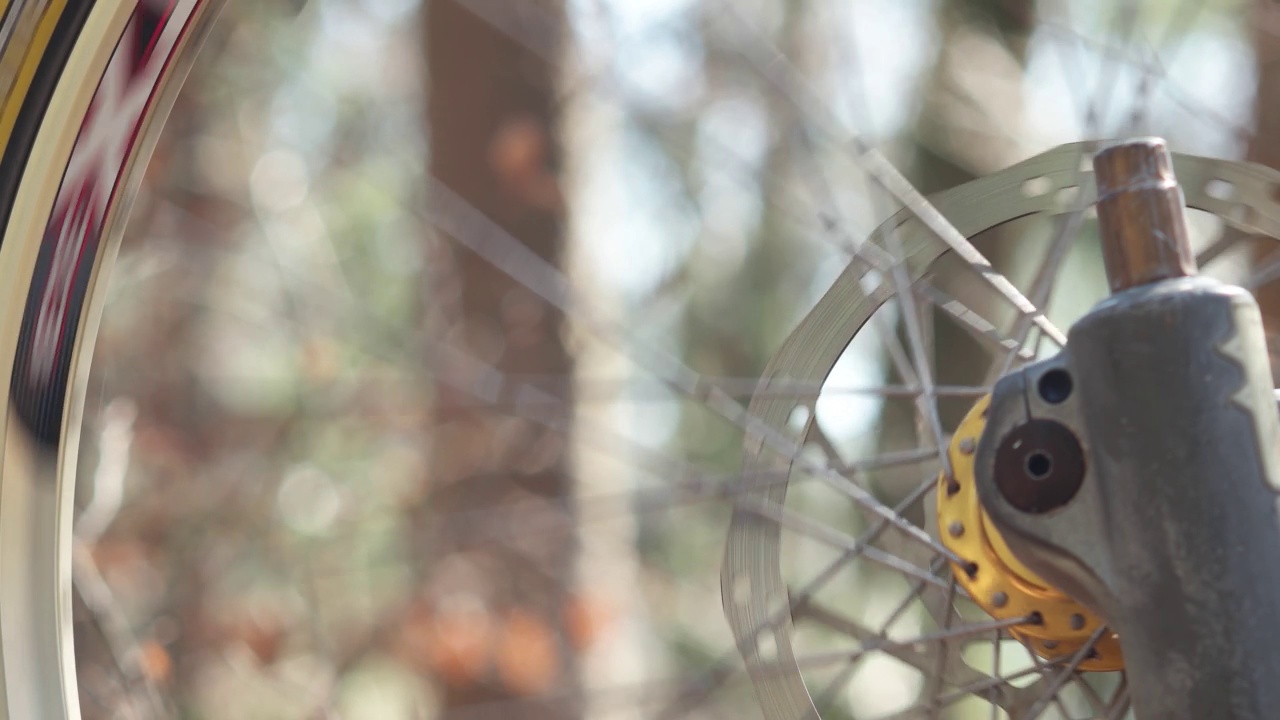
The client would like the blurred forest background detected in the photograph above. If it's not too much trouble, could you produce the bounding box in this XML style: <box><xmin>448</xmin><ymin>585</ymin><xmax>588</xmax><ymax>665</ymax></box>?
<box><xmin>65</xmin><ymin>0</ymin><xmax>1280</xmax><ymax>718</ymax></box>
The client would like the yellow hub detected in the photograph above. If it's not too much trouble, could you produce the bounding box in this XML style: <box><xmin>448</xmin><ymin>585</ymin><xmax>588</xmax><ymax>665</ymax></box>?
<box><xmin>936</xmin><ymin>395</ymin><xmax>1123</xmax><ymax>672</ymax></box>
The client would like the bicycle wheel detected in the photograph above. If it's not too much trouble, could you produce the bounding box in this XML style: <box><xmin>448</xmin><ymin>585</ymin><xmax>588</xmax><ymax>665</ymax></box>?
<box><xmin>1</xmin><ymin>1</ymin><xmax>1278</xmax><ymax>719</ymax></box>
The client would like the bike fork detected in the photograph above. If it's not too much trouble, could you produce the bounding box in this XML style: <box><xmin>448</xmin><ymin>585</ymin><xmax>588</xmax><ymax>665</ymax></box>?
<box><xmin>977</xmin><ymin>138</ymin><xmax>1280</xmax><ymax>719</ymax></box>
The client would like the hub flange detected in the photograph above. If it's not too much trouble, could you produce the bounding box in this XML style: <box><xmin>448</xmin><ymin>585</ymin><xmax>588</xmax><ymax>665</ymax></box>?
<box><xmin>936</xmin><ymin>395</ymin><xmax>1122</xmax><ymax>671</ymax></box>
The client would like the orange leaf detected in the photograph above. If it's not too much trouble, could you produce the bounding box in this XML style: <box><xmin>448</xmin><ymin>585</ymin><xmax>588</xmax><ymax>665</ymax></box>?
<box><xmin>139</xmin><ymin>640</ymin><xmax>172</xmax><ymax>684</ymax></box>
<box><xmin>495</xmin><ymin>608</ymin><xmax>559</xmax><ymax>696</ymax></box>
<box><xmin>563</xmin><ymin>593</ymin><xmax>610</xmax><ymax>651</ymax></box>
<box><xmin>398</xmin><ymin>599</ymin><xmax>496</xmax><ymax>687</ymax></box>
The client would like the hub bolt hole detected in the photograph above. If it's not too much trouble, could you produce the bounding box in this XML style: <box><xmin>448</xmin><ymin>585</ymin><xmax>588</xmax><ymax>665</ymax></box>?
<box><xmin>1038</xmin><ymin>368</ymin><xmax>1073</xmax><ymax>404</ymax></box>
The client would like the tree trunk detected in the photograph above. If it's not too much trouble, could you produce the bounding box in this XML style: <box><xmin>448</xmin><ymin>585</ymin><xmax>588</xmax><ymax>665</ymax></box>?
<box><xmin>417</xmin><ymin>1</ymin><xmax>580</xmax><ymax>717</ymax></box>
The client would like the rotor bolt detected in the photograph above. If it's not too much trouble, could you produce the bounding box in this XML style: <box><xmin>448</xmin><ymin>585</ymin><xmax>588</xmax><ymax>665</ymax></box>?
<box><xmin>958</xmin><ymin>437</ymin><xmax>976</xmax><ymax>455</ymax></box>
<box><xmin>991</xmin><ymin>591</ymin><xmax>1009</xmax><ymax>608</ymax></box>
<box><xmin>1070</xmin><ymin>613</ymin><xmax>1086</xmax><ymax>631</ymax></box>
<box><xmin>947</xmin><ymin>521</ymin><xmax>964</xmax><ymax>538</ymax></box>
<box><xmin>1043</xmin><ymin>640</ymin><xmax>1059</xmax><ymax>650</ymax></box>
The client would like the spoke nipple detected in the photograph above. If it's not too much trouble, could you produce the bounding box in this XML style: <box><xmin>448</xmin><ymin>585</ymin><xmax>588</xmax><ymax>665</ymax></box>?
<box><xmin>991</xmin><ymin>591</ymin><xmax>1009</xmax><ymax>608</ymax></box>
<box><xmin>948</xmin><ymin>521</ymin><xmax>965</xmax><ymax>538</ymax></box>
<box><xmin>958</xmin><ymin>437</ymin><xmax>976</xmax><ymax>455</ymax></box>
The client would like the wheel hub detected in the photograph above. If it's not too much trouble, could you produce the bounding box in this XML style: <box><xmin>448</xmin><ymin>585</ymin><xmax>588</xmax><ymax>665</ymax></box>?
<box><xmin>936</xmin><ymin>394</ymin><xmax>1122</xmax><ymax>671</ymax></box>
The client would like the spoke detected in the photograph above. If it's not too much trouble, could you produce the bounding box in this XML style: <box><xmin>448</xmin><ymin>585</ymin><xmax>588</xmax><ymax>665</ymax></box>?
<box><xmin>988</xmin><ymin>24</ymin><xmax>1113</xmax><ymax>371</ymax></box>
<box><xmin>1196</xmin><ymin>223</ymin><xmax>1253</xmax><ymax>270</ymax></box>
<box><xmin>1130</xmin><ymin>0</ymin><xmax>1211</xmax><ymax>133</ymax></box>
<box><xmin>1073</xmin><ymin>672</ymin><xmax>1111</xmax><ymax>717</ymax></box>
<box><xmin>714</xmin><ymin>4</ymin><xmax>1066</xmax><ymax>348</ymax></box>
<box><xmin>929</xmin><ymin>657</ymin><xmax>1067</xmax><ymax>711</ymax></box>
<box><xmin>793</xmin><ymin>116</ymin><xmax>952</xmax><ymax>471</ymax></box>
<box><xmin>834</xmin><ymin>446</ymin><xmax>941</xmax><ymax>477</ymax></box>
<box><xmin>875</xmin><ymin>301</ymin><xmax>925</xmax><ymax>394</ymax></box>
<box><xmin>1242</xmin><ymin>249</ymin><xmax>1280</xmax><ymax>291</ymax></box>
<box><xmin>992</xmin><ymin>0</ymin><xmax>1149</xmax><ymax>376</ymax></box>
<box><xmin>708</xmin><ymin>139</ymin><xmax>1041</xmax><ymax>365</ymax></box>
<box><xmin>990</xmin><ymin>630</ymin><xmax>1002</xmax><ymax>720</ymax></box>
<box><xmin>794</xmin><ymin>164</ymin><xmax>1044</xmax><ymax>370</ymax></box>
<box><xmin>804</xmin><ymin>469</ymin><xmax>965</xmax><ymax>567</ymax></box>
<box><xmin>423</xmin><ymin>342</ymin><xmax>954</xmax><ymax>549</ymax></box>
<box><xmin>923</xmin><ymin>573</ymin><xmax>960</xmax><ymax>717</ymax></box>
<box><xmin>806</xmin><ymin>418</ymin><xmax>944</xmax><ymax>481</ymax></box>
<box><xmin>798</xmin><ymin>595</ymin><xmax>1022</xmax><ymax>710</ymax></box>
<box><xmin>1038</xmin><ymin>16</ymin><xmax>1254</xmax><ymax>144</ymax></box>
<box><xmin>806</xmin><ymin>419</ymin><xmax>852</xmax><ymax>469</ymax></box>
<box><xmin>800</xmin><ymin>144</ymin><xmax>1040</xmax><ymax>364</ymax></box>
<box><xmin>1022</xmin><ymin>626</ymin><xmax>1109</xmax><ymax>719</ymax></box>
<box><xmin>466</xmin><ymin>0</ymin><xmax>1044</xmax><ymax>388</ymax></box>
<box><xmin>1011</xmin><ymin>633</ymin><xmax>1074</xmax><ymax>718</ymax></box>
<box><xmin>663</xmin><ymin>476</ymin><xmax>942</xmax><ymax>716</ymax></box>
<box><xmin>819</xmin><ymin>207</ymin><xmax>1040</xmax><ymax>362</ymax></box>
<box><xmin>808</xmin><ymin>661</ymin><xmax>859</xmax><ymax>719</ymax></box>
<box><xmin>993</xmin><ymin>1</ymin><xmax>1210</xmax><ymax>389</ymax></box>
<box><xmin>918</xmin><ymin>282</ymin><xmax>1037</xmax><ymax>362</ymax></box>
<box><xmin>1105</xmin><ymin>675</ymin><xmax>1131</xmax><ymax>720</ymax></box>
<box><xmin>788</xmin><ymin>134</ymin><xmax>924</xmax><ymax>400</ymax></box>
<box><xmin>791</xmin><ymin>560</ymin><xmax>945</xmax><ymax>647</ymax></box>
<box><xmin>73</xmin><ymin>543</ymin><xmax>166</xmax><ymax>719</ymax></box>
<box><xmin>442</xmin><ymin>375</ymin><xmax>986</xmax><ymax>405</ymax></box>
<box><xmin>739</xmin><ymin>498</ymin><xmax>952</xmax><ymax>591</ymax></box>
<box><xmin>426</xmin><ymin>177</ymin><xmax>964</xmax><ymax>564</ymax></box>
<box><xmin>872</xmin><ymin>556</ymin><xmax>950</xmax><ymax>639</ymax></box>
<box><xmin>790</xmin><ymin>475</ymin><xmax>942</xmax><ymax>620</ymax></box>
<box><xmin>879</xmin><ymin>188</ymin><xmax>950</xmax><ymax>471</ymax></box>
<box><xmin>788</xmin><ymin>612</ymin><xmax>1041</xmax><ymax>674</ymax></box>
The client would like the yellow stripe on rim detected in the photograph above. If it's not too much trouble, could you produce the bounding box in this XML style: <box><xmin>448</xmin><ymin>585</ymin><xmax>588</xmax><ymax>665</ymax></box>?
<box><xmin>0</xmin><ymin>1</ymin><xmax>69</xmax><ymax>151</ymax></box>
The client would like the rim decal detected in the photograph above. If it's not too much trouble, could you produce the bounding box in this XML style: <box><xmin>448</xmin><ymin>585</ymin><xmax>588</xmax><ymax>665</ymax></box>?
<box><xmin>12</xmin><ymin>0</ymin><xmax>203</xmax><ymax>444</ymax></box>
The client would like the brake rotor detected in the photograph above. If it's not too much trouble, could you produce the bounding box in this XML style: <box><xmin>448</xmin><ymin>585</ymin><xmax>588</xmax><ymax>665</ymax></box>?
<box><xmin>936</xmin><ymin>395</ymin><xmax>1122</xmax><ymax>671</ymax></box>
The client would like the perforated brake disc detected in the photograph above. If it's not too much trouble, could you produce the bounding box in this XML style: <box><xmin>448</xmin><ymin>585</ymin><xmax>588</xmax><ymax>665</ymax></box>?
<box><xmin>722</xmin><ymin>142</ymin><xmax>1280</xmax><ymax>719</ymax></box>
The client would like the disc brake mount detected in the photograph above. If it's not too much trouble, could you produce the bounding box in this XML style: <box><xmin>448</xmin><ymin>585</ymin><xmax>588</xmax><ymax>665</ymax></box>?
<box><xmin>976</xmin><ymin>138</ymin><xmax>1280</xmax><ymax>720</ymax></box>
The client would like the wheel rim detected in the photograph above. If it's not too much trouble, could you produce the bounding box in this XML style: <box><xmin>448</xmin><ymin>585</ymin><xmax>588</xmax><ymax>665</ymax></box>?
<box><xmin>0</xmin><ymin>2</ymin><xmax>224</xmax><ymax>717</ymax></box>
